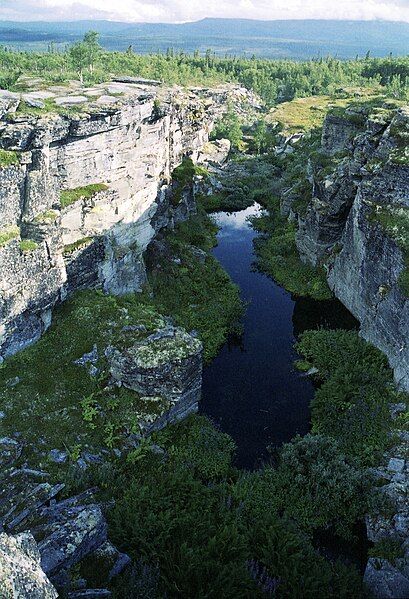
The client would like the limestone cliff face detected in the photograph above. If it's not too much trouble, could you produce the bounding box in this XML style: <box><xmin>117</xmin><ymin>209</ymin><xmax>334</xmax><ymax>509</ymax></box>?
<box><xmin>294</xmin><ymin>104</ymin><xmax>409</xmax><ymax>389</ymax></box>
<box><xmin>0</xmin><ymin>81</ymin><xmax>252</xmax><ymax>359</ymax></box>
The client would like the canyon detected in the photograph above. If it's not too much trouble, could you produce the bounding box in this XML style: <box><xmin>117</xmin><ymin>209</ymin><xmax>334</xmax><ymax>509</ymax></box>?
<box><xmin>0</xmin><ymin>77</ymin><xmax>408</xmax><ymax>598</ymax></box>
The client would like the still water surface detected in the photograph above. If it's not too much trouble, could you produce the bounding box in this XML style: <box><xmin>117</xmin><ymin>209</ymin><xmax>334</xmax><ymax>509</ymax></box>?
<box><xmin>200</xmin><ymin>204</ymin><xmax>357</xmax><ymax>469</ymax></box>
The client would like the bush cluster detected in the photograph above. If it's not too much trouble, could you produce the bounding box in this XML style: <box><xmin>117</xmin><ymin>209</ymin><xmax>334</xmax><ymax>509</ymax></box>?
<box><xmin>296</xmin><ymin>329</ymin><xmax>397</xmax><ymax>465</ymax></box>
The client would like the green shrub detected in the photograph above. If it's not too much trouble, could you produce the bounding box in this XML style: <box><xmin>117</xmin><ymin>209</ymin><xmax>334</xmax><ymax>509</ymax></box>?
<box><xmin>147</xmin><ymin>211</ymin><xmax>243</xmax><ymax>360</ymax></box>
<box><xmin>0</xmin><ymin>149</ymin><xmax>20</xmax><ymax>168</ymax></box>
<box><xmin>295</xmin><ymin>329</ymin><xmax>391</xmax><ymax>382</ymax></box>
<box><xmin>211</xmin><ymin>104</ymin><xmax>243</xmax><ymax>150</ymax></box>
<box><xmin>252</xmin><ymin>214</ymin><xmax>332</xmax><ymax>300</ymax></box>
<box><xmin>19</xmin><ymin>239</ymin><xmax>38</xmax><ymax>252</ymax></box>
<box><xmin>110</xmin><ymin>465</ymin><xmax>255</xmax><ymax>597</ymax></box>
<box><xmin>171</xmin><ymin>158</ymin><xmax>208</xmax><ymax>205</ymax></box>
<box><xmin>166</xmin><ymin>415</ymin><xmax>237</xmax><ymax>480</ymax></box>
<box><xmin>296</xmin><ymin>329</ymin><xmax>395</xmax><ymax>464</ymax></box>
<box><xmin>60</xmin><ymin>182</ymin><xmax>108</xmax><ymax>208</ymax></box>
<box><xmin>368</xmin><ymin>538</ymin><xmax>405</xmax><ymax>563</ymax></box>
<box><xmin>235</xmin><ymin>434</ymin><xmax>370</xmax><ymax>541</ymax></box>
<box><xmin>274</xmin><ymin>434</ymin><xmax>370</xmax><ymax>539</ymax></box>
<box><xmin>110</xmin><ymin>417</ymin><xmax>365</xmax><ymax>598</ymax></box>
<box><xmin>311</xmin><ymin>368</ymin><xmax>393</xmax><ymax>464</ymax></box>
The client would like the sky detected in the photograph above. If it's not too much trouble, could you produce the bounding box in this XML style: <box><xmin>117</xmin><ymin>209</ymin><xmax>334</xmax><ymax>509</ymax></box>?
<box><xmin>0</xmin><ymin>0</ymin><xmax>409</xmax><ymax>23</ymax></box>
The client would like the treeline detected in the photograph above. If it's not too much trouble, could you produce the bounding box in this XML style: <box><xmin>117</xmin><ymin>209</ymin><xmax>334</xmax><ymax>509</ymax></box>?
<box><xmin>0</xmin><ymin>32</ymin><xmax>408</xmax><ymax>105</ymax></box>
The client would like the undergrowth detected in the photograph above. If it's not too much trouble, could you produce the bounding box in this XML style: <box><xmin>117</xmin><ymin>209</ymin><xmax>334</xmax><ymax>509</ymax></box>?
<box><xmin>251</xmin><ymin>197</ymin><xmax>332</xmax><ymax>300</ymax></box>
<box><xmin>60</xmin><ymin>182</ymin><xmax>109</xmax><ymax>208</ymax></box>
<box><xmin>295</xmin><ymin>329</ymin><xmax>400</xmax><ymax>465</ymax></box>
<box><xmin>146</xmin><ymin>209</ymin><xmax>244</xmax><ymax>360</ymax></box>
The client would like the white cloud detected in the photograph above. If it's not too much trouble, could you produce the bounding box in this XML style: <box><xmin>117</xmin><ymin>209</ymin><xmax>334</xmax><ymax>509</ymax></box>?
<box><xmin>0</xmin><ymin>0</ymin><xmax>409</xmax><ymax>23</ymax></box>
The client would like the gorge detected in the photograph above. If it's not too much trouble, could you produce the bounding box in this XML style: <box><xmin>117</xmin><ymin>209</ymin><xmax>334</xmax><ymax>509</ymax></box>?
<box><xmin>0</xmin><ymin>66</ymin><xmax>408</xmax><ymax>598</ymax></box>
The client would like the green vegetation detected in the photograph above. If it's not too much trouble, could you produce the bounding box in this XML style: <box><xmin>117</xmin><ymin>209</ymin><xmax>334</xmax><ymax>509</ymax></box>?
<box><xmin>211</xmin><ymin>103</ymin><xmax>243</xmax><ymax>150</ymax></box>
<box><xmin>0</xmin><ymin>290</ymin><xmax>170</xmax><ymax>468</ymax></box>
<box><xmin>146</xmin><ymin>210</ymin><xmax>243</xmax><ymax>360</ymax></box>
<box><xmin>34</xmin><ymin>209</ymin><xmax>59</xmax><ymax>223</ymax></box>
<box><xmin>60</xmin><ymin>183</ymin><xmax>109</xmax><ymax>208</ymax></box>
<box><xmin>108</xmin><ymin>415</ymin><xmax>366</xmax><ymax>598</ymax></box>
<box><xmin>1</xmin><ymin>34</ymin><xmax>408</xmax><ymax>106</ymax></box>
<box><xmin>368</xmin><ymin>539</ymin><xmax>405</xmax><ymax>563</ymax></box>
<box><xmin>63</xmin><ymin>236</ymin><xmax>94</xmax><ymax>255</ymax></box>
<box><xmin>251</xmin><ymin>196</ymin><xmax>332</xmax><ymax>300</ymax></box>
<box><xmin>368</xmin><ymin>204</ymin><xmax>409</xmax><ymax>297</ymax></box>
<box><xmin>0</xmin><ymin>225</ymin><xmax>19</xmax><ymax>247</ymax></box>
<box><xmin>19</xmin><ymin>239</ymin><xmax>38</xmax><ymax>252</ymax></box>
<box><xmin>69</xmin><ymin>31</ymin><xmax>102</xmax><ymax>83</ymax></box>
<box><xmin>296</xmin><ymin>329</ymin><xmax>400</xmax><ymax>465</ymax></box>
<box><xmin>267</xmin><ymin>94</ymin><xmax>361</xmax><ymax>135</ymax></box>
<box><xmin>198</xmin><ymin>156</ymin><xmax>275</xmax><ymax>213</ymax></box>
<box><xmin>1</xmin><ymin>36</ymin><xmax>408</xmax><ymax>596</ymax></box>
<box><xmin>171</xmin><ymin>158</ymin><xmax>208</xmax><ymax>205</ymax></box>
<box><xmin>0</xmin><ymin>148</ymin><xmax>20</xmax><ymax>168</ymax></box>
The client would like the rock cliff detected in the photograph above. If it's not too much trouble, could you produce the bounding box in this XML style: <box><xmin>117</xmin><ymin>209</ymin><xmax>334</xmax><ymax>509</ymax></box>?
<box><xmin>0</xmin><ymin>79</ymin><xmax>254</xmax><ymax>360</ymax></box>
<box><xmin>293</xmin><ymin>102</ymin><xmax>409</xmax><ymax>390</ymax></box>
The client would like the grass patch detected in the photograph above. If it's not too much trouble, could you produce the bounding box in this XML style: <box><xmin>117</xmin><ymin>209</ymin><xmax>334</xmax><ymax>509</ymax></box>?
<box><xmin>269</xmin><ymin>95</ymin><xmax>333</xmax><ymax>135</ymax></box>
<box><xmin>0</xmin><ymin>149</ymin><xmax>20</xmax><ymax>168</ymax></box>
<box><xmin>146</xmin><ymin>210</ymin><xmax>244</xmax><ymax>361</ymax></box>
<box><xmin>63</xmin><ymin>236</ymin><xmax>94</xmax><ymax>255</ymax></box>
<box><xmin>0</xmin><ymin>290</ymin><xmax>170</xmax><ymax>471</ymax></box>
<box><xmin>13</xmin><ymin>98</ymin><xmax>90</xmax><ymax>118</ymax></box>
<box><xmin>34</xmin><ymin>209</ymin><xmax>59</xmax><ymax>223</ymax></box>
<box><xmin>19</xmin><ymin>239</ymin><xmax>38</xmax><ymax>252</ymax></box>
<box><xmin>0</xmin><ymin>225</ymin><xmax>19</xmax><ymax>247</ymax></box>
<box><xmin>60</xmin><ymin>183</ymin><xmax>108</xmax><ymax>208</ymax></box>
<box><xmin>296</xmin><ymin>329</ymin><xmax>399</xmax><ymax>465</ymax></box>
<box><xmin>267</xmin><ymin>93</ymin><xmax>382</xmax><ymax>136</ymax></box>
<box><xmin>251</xmin><ymin>198</ymin><xmax>332</xmax><ymax>300</ymax></box>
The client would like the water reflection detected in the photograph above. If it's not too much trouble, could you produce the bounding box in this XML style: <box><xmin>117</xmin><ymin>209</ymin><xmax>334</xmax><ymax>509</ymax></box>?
<box><xmin>200</xmin><ymin>203</ymin><xmax>357</xmax><ymax>470</ymax></box>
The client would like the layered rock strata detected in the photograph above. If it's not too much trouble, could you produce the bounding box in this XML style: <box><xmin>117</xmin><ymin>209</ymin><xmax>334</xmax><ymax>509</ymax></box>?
<box><xmin>0</xmin><ymin>444</ymin><xmax>130</xmax><ymax>597</ymax></box>
<box><xmin>0</xmin><ymin>80</ymin><xmax>254</xmax><ymax>360</ymax></box>
<box><xmin>292</xmin><ymin>104</ymin><xmax>409</xmax><ymax>390</ymax></box>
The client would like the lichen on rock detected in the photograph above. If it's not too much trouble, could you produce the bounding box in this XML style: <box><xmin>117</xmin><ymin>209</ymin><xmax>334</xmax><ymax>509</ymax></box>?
<box><xmin>0</xmin><ymin>532</ymin><xmax>58</xmax><ymax>598</ymax></box>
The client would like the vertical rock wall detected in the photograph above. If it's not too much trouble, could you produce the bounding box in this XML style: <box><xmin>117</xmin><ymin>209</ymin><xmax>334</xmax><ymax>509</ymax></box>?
<box><xmin>0</xmin><ymin>83</ymin><xmax>253</xmax><ymax>359</ymax></box>
<box><xmin>293</xmin><ymin>105</ymin><xmax>409</xmax><ymax>390</ymax></box>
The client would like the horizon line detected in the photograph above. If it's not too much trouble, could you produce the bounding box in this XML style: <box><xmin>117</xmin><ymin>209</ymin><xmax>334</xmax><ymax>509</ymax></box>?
<box><xmin>0</xmin><ymin>16</ymin><xmax>408</xmax><ymax>26</ymax></box>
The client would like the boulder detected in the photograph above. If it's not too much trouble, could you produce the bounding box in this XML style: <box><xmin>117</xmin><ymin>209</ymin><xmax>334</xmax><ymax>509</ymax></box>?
<box><xmin>0</xmin><ymin>532</ymin><xmax>57</xmax><ymax>598</ymax></box>
<box><xmin>106</xmin><ymin>326</ymin><xmax>203</xmax><ymax>429</ymax></box>
<box><xmin>364</xmin><ymin>558</ymin><xmax>409</xmax><ymax>598</ymax></box>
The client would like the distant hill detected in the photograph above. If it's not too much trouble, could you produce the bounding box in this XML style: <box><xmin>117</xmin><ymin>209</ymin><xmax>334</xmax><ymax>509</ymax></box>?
<box><xmin>0</xmin><ymin>18</ymin><xmax>408</xmax><ymax>59</ymax></box>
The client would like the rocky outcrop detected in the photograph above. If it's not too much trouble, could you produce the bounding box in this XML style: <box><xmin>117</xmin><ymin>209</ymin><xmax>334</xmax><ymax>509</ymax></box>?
<box><xmin>364</xmin><ymin>404</ymin><xmax>409</xmax><ymax>598</ymax></box>
<box><xmin>107</xmin><ymin>326</ymin><xmax>203</xmax><ymax>432</ymax></box>
<box><xmin>0</xmin><ymin>455</ymin><xmax>130</xmax><ymax>597</ymax></box>
<box><xmin>0</xmin><ymin>532</ymin><xmax>57</xmax><ymax>598</ymax></box>
<box><xmin>0</xmin><ymin>80</ymin><xmax>256</xmax><ymax>360</ymax></box>
<box><xmin>293</xmin><ymin>104</ymin><xmax>409</xmax><ymax>390</ymax></box>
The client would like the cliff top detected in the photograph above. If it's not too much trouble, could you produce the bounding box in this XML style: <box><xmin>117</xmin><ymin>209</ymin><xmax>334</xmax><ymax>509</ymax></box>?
<box><xmin>0</xmin><ymin>76</ymin><xmax>259</xmax><ymax>121</ymax></box>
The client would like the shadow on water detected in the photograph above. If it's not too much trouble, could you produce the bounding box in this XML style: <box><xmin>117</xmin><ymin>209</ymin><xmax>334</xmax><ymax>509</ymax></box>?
<box><xmin>200</xmin><ymin>203</ymin><xmax>358</xmax><ymax>470</ymax></box>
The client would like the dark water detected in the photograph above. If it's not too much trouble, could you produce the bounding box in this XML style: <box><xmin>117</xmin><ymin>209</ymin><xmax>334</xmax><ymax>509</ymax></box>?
<box><xmin>200</xmin><ymin>204</ymin><xmax>357</xmax><ymax>469</ymax></box>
